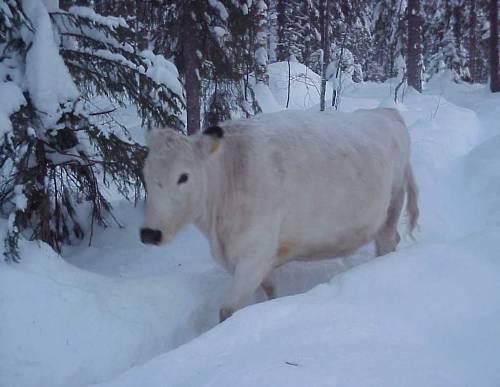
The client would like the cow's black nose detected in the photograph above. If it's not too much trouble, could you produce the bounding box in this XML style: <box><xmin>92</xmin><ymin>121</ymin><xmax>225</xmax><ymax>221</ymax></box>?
<box><xmin>140</xmin><ymin>228</ymin><xmax>162</xmax><ymax>245</ymax></box>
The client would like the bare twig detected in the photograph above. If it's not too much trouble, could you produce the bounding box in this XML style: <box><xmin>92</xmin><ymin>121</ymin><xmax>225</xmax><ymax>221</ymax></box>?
<box><xmin>286</xmin><ymin>59</ymin><xmax>291</xmax><ymax>109</ymax></box>
<box><xmin>89</xmin><ymin>108</ymin><xmax>117</xmax><ymax>116</ymax></box>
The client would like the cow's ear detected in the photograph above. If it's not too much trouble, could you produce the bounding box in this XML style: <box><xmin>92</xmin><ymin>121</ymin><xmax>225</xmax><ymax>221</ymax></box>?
<box><xmin>196</xmin><ymin>126</ymin><xmax>224</xmax><ymax>158</ymax></box>
<box><xmin>203</xmin><ymin>126</ymin><xmax>224</xmax><ymax>139</ymax></box>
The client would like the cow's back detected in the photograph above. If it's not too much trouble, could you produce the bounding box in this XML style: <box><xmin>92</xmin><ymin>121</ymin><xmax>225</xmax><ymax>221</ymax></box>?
<box><xmin>215</xmin><ymin>108</ymin><xmax>409</xmax><ymax>263</ymax></box>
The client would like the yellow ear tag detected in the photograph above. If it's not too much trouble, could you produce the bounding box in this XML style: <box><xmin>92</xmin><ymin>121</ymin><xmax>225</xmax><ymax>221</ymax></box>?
<box><xmin>210</xmin><ymin>138</ymin><xmax>221</xmax><ymax>154</ymax></box>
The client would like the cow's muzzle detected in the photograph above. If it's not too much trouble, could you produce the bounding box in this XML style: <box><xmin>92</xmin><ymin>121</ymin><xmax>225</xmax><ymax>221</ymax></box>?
<box><xmin>140</xmin><ymin>228</ymin><xmax>162</xmax><ymax>245</ymax></box>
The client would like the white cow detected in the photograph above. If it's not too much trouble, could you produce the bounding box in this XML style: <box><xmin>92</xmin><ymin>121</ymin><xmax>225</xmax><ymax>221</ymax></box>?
<box><xmin>141</xmin><ymin>108</ymin><xmax>419</xmax><ymax>321</ymax></box>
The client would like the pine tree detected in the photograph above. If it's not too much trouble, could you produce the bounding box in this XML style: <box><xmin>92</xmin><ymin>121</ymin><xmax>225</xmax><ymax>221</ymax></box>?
<box><xmin>490</xmin><ymin>0</ymin><xmax>500</xmax><ymax>92</ymax></box>
<box><xmin>0</xmin><ymin>1</ymin><xmax>184</xmax><ymax>261</ymax></box>
<box><xmin>180</xmin><ymin>1</ymin><xmax>202</xmax><ymax>134</ymax></box>
<box><xmin>276</xmin><ymin>0</ymin><xmax>308</xmax><ymax>62</ymax></box>
<box><xmin>153</xmin><ymin>1</ymin><xmax>259</xmax><ymax>132</ymax></box>
<box><xmin>469</xmin><ymin>0</ymin><xmax>480</xmax><ymax>82</ymax></box>
<box><xmin>276</xmin><ymin>0</ymin><xmax>290</xmax><ymax>61</ymax></box>
<box><xmin>302</xmin><ymin>0</ymin><xmax>321</xmax><ymax>71</ymax></box>
<box><xmin>447</xmin><ymin>0</ymin><xmax>471</xmax><ymax>81</ymax></box>
<box><xmin>202</xmin><ymin>0</ymin><xmax>260</xmax><ymax>126</ymax></box>
<box><xmin>340</xmin><ymin>1</ymin><xmax>372</xmax><ymax>79</ymax></box>
<box><xmin>423</xmin><ymin>0</ymin><xmax>491</xmax><ymax>83</ymax></box>
<box><xmin>325</xmin><ymin>0</ymin><xmax>370</xmax><ymax>106</ymax></box>
<box><xmin>468</xmin><ymin>0</ymin><xmax>491</xmax><ymax>83</ymax></box>
<box><xmin>370</xmin><ymin>0</ymin><xmax>407</xmax><ymax>81</ymax></box>
<box><xmin>422</xmin><ymin>0</ymin><xmax>448</xmax><ymax>78</ymax></box>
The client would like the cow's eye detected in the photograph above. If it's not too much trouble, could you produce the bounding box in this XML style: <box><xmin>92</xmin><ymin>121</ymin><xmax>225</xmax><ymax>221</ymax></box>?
<box><xmin>177</xmin><ymin>173</ymin><xmax>189</xmax><ymax>185</ymax></box>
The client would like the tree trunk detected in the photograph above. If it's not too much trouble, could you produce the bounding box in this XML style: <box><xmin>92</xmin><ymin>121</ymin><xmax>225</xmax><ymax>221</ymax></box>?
<box><xmin>135</xmin><ymin>0</ymin><xmax>149</xmax><ymax>51</ymax></box>
<box><xmin>302</xmin><ymin>1</ymin><xmax>311</xmax><ymax>67</ymax></box>
<box><xmin>286</xmin><ymin>59</ymin><xmax>291</xmax><ymax>108</ymax></box>
<box><xmin>255</xmin><ymin>0</ymin><xmax>269</xmax><ymax>85</ymax></box>
<box><xmin>490</xmin><ymin>0</ymin><xmax>500</xmax><ymax>92</ymax></box>
<box><xmin>276</xmin><ymin>0</ymin><xmax>288</xmax><ymax>61</ymax></box>
<box><xmin>469</xmin><ymin>0</ymin><xmax>478</xmax><ymax>82</ymax></box>
<box><xmin>332</xmin><ymin>26</ymin><xmax>348</xmax><ymax>109</ymax></box>
<box><xmin>182</xmin><ymin>13</ymin><xmax>201</xmax><ymax>134</ymax></box>
<box><xmin>319</xmin><ymin>0</ymin><xmax>329</xmax><ymax>111</ymax></box>
<box><xmin>407</xmin><ymin>0</ymin><xmax>422</xmax><ymax>92</ymax></box>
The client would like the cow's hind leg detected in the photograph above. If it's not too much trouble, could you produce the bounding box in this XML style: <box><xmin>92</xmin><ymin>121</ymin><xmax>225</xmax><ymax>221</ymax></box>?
<box><xmin>375</xmin><ymin>187</ymin><xmax>405</xmax><ymax>256</ymax></box>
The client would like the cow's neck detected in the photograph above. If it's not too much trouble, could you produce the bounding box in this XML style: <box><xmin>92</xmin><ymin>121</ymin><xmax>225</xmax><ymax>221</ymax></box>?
<box><xmin>193</xmin><ymin>149</ymin><xmax>224</xmax><ymax>240</ymax></box>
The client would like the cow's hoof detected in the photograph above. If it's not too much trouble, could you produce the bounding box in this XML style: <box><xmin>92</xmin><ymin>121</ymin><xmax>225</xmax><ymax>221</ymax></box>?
<box><xmin>262</xmin><ymin>281</ymin><xmax>275</xmax><ymax>300</ymax></box>
<box><xmin>219</xmin><ymin>307</ymin><xmax>233</xmax><ymax>322</ymax></box>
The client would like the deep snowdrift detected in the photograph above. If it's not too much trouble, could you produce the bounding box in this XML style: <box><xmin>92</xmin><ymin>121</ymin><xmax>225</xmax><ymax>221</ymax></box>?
<box><xmin>253</xmin><ymin>61</ymin><xmax>324</xmax><ymax>111</ymax></box>
<box><xmin>99</xmin><ymin>231</ymin><xmax>500</xmax><ymax>387</ymax></box>
<box><xmin>0</xmin><ymin>222</ymin><xmax>228</xmax><ymax>386</ymax></box>
<box><xmin>2</xmin><ymin>73</ymin><xmax>500</xmax><ymax>387</ymax></box>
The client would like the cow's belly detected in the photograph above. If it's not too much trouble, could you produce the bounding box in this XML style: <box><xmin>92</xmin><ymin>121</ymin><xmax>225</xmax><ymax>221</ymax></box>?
<box><xmin>275</xmin><ymin>179</ymin><xmax>391</xmax><ymax>265</ymax></box>
<box><xmin>275</xmin><ymin>220</ymin><xmax>382</xmax><ymax>265</ymax></box>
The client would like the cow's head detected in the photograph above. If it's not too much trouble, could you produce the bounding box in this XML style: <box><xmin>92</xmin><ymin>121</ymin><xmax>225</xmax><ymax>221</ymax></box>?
<box><xmin>140</xmin><ymin>126</ymin><xmax>224</xmax><ymax>245</ymax></box>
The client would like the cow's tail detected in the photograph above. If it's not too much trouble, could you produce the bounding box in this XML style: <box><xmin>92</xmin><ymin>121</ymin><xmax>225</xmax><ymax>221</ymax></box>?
<box><xmin>405</xmin><ymin>164</ymin><xmax>419</xmax><ymax>239</ymax></box>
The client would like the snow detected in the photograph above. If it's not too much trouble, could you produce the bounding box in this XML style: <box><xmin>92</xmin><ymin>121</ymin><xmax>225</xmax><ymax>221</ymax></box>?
<box><xmin>7</xmin><ymin>212</ymin><xmax>17</xmax><ymax>232</ymax></box>
<box><xmin>256</xmin><ymin>0</ymin><xmax>267</xmax><ymax>12</ymax></box>
<box><xmin>2</xmin><ymin>68</ymin><xmax>500</xmax><ymax>387</ymax></box>
<box><xmin>208</xmin><ymin>0</ymin><xmax>229</xmax><ymax>21</ymax></box>
<box><xmin>0</xmin><ymin>218</ymin><xmax>228</xmax><ymax>387</ymax></box>
<box><xmin>23</xmin><ymin>0</ymin><xmax>79</xmax><ymax>128</ymax></box>
<box><xmin>51</xmin><ymin>7</ymin><xmax>134</xmax><ymax>53</ymax></box>
<box><xmin>69</xmin><ymin>6</ymin><xmax>128</xmax><ymax>30</ymax></box>
<box><xmin>1</xmin><ymin>2</ymin><xmax>14</xmax><ymax>20</ymax></box>
<box><xmin>90</xmin><ymin>48</ymin><xmax>138</xmax><ymax>68</ymax></box>
<box><xmin>212</xmin><ymin>26</ymin><xmax>227</xmax><ymax>38</ymax></box>
<box><xmin>325</xmin><ymin>60</ymin><xmax>337</xmax><ymax>80</ymax></box>
<box><xmin>74</xmin><ymin>47</ymin><xmax>182</xmax><ymax>103</ymax></box>
<box><xmin>98</xmin><ymin>233</ymin><xmax>500</xmax><ymax>387</ymax></box>
<box><xmin>255</xmin><ymin>46</ymin><xmax>268</xmax><ymax>65</ymax></box>
<box><xmin>257</xmin><ymin>61</ymin><xmax>326</xmax><ymax>110</ymax></box>
<box><xmin>252</xmin><ymin>82</ymin><xmax>281</xmax><ymax>113</ymax></box>
<box><xmin>0</xmin><ymin>81</ymin><xmax>26</xmax><ymax>136</ymax></box>
<box><xmin>140</xmin><ymin>51</ymin><xmax>183</xmax><ymax>101</ymax></box>
<box><xmin>13</xmin><ymin>185</ymin><xmax>27</xmax><ymax>211</ymax></box>
<box><xmin>240</xmin><ymin>4</ymin><xmax>249</xmax><ymax>15</ymax></box>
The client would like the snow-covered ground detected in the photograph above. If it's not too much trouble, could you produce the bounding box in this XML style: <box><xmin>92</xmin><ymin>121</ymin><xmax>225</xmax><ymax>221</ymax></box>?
<box><xmin>2</xmin><ymin>67</ymin><xmax>500</xmax><ymax>387</ymax></box>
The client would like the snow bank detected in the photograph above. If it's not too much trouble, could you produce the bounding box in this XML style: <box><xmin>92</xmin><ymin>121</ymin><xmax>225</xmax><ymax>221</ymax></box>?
<box><xmin>402</xmin><ymin>92</ymin><xmax>481</xmax><ymax>158</ymax></box>
<box><xmin>466</xmin><ymin>134</ymin><xmax>500</xmax><ymax>229</ymax></box>
<box><xmin>252</xmin><ymin>82</ymin><xmax>281</xmax><ymax>113</ymax></box>
<box><xmin>399</xmin><ymin>93</ymin><xmax>483</xmax><ymax>242</ymax></box>
<box><xmin>98</xmin><ymin>230</ymin><xmax>500</xmax><ymax>387</ymax></box>
<box><xmin>0</xmin><ymin>213</ymin><xmax>229</xmax><ymax>387</ymax></box>
<box><xmin>267</xmin><ymin>62</ymin><xmax>324</xmax><ymax>110</ymax></box>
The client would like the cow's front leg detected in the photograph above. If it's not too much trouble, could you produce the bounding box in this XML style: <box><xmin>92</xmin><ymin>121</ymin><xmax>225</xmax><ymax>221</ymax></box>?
<box><xmin>220</xmin><ymin>255</ymin><xmax>274</xmax><ymax>322</ymax></box>
<box><xmin>261</xmin><ymin>275</ymin><xmax>275</xmax><ymax>300</ymax></box>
